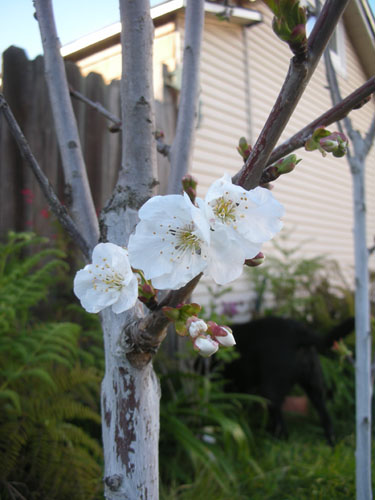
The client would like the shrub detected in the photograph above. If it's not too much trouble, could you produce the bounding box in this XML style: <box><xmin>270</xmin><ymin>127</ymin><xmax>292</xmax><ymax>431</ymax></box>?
<box><xmin>0</xmin><ymin>232</ymin><xmax>103</xmax><ymax>500</ymax></box>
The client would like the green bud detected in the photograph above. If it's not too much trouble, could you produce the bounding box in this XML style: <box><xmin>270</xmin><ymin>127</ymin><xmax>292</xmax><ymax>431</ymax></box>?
<box><xmin>306</xmin><ymin>128</ymin><xmax>349</xmax><ymax>158</ymax></box>
<box><xmin>265</xmin><ymin>0</ymin><xmax>307</xmax><ymax>55</ymax></box>
<box><xmin>162</xmin><ymin>302</ymin><xmax>202</xmax><ymax>335</ymax></box>
<box><xmin>237</xmin><ymin>137</ymin><xmax>252</xmax><ymax>161</ymax></box>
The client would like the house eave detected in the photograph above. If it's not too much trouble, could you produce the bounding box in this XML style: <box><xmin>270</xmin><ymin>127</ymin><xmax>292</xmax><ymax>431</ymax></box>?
<box><xmin>61</xmin><ymin>1</ymin><xmax>262</xmax><ymax>61</ymax></box>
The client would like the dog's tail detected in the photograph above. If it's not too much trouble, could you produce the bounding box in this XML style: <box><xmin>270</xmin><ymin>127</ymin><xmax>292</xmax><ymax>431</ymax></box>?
<box><xmin>318</xmin><ymin>317</ymin><xmax>355</xmax><ymax>352</ymax></box>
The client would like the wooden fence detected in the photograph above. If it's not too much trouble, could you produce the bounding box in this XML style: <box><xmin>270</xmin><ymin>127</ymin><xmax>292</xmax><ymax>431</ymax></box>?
<box><xmin>0</xmin><ymin>46</ymin><xmax>175</xmax><ymax>243</ymax></box>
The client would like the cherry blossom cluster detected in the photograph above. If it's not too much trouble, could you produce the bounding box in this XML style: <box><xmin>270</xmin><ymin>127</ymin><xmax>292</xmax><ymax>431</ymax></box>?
<box><xmin>187</xmin><ymin>317</ymin><xmax>236</xmax><ymax>357</ymax></box>
<box><xmin>73</xmin><ymin>174</ymin><xmax>284</xmax><ymax>355</ymax></box>
<box><xmin>128</xmin><ymin>173</ymin><xmax>284</xmax><ymax>289</ymax></box>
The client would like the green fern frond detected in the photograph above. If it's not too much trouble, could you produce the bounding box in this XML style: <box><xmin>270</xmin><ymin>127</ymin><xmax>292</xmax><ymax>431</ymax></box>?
<box><xmin>0</xmin><ymin>232</ymin><xmax>104</xmax><ymax>500</ymax></box>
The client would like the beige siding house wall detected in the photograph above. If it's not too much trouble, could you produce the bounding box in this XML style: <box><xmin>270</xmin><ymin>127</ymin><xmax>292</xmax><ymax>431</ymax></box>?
<box><xmin>63</xmin><ymin>1</ymin><xmax>375</xmax><ymax>320</ymax></box>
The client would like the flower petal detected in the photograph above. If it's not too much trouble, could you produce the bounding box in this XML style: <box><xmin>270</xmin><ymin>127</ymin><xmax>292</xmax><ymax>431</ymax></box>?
<box><xmin>111</xmin><ymin>274</ymin><xmax>139</xmax><ymax>314</ymax></box>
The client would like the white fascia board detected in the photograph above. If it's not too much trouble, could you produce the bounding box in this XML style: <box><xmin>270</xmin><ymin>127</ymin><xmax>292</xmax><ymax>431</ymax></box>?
<box><xmin>61</xmin><ymin>1</ymin><xmax>262</xmax><ymax>58</ymax></box>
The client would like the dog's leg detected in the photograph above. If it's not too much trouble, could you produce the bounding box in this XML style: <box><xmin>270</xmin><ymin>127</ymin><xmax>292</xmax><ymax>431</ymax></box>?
<box><xmin>300</xmin><ymin>377</ymin><xmax>334</xmax><ymax>446</ymax></box>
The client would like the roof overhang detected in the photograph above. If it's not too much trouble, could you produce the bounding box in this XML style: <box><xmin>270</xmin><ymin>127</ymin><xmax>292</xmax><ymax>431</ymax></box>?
<box><xmin>61</xmin><ymin>1</ymin><xmax>262</xmax><ymax>61</ymax></box>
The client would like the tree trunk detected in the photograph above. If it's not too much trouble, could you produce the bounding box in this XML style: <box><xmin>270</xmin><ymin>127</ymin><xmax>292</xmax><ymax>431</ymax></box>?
<box><xmin>100</xmin><ymin>307</ymin><xmax>160</xmax><ymax>500</ymax></box>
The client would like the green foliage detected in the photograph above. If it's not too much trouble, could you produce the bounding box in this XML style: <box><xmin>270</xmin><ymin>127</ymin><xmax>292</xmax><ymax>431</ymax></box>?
<box><xmin>246</xmin><ymin>231</ymin><xmax>354</xmax><ymax>329</ymax></box>
<box><xmin>160</xmin><ymin>232</ymin><xmax>363</xmax><ymax>498</ymax></box>
<box><xmin>0</xmin><ymin>233</ymin><xmax>103</xmax><ymax>500</ymax></box>
<box><xmin>158</xmin><ymin>358</ymin><xmax>265</xmax><ymax>499</ymax></box>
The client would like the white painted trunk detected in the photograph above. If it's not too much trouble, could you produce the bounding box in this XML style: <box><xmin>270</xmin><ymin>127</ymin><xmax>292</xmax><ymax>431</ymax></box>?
<box><xmin>351</xmin><ymin>155</ymin><xmax>372</xmax><ymax>500</ymax></box>
<box><xmin>100</xmin><ymin>308</ymin><xmax>160</xmax><ymax>500</ymax></box>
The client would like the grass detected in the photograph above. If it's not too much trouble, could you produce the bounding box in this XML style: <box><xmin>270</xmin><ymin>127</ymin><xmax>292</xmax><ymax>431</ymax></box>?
<box><xmin>160</xmin><ymin>390</ymin><xmax>370</xmax><ymax>500</ymax></box>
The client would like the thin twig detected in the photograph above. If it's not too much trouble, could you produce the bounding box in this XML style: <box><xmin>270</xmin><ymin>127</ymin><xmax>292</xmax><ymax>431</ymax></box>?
<box><xmin>235</xmin><ymin>0</ymin><xmax>350</xmax><ymax>190</ymax></box>
<box><xmin>0</xmin><ymin>94</ymin><xmax>91</xmax><ymax>260</ymax></box>
<box><xmin>69</xmin><ymin>85</ymin><xmax>122</xmax><ymax>128</ymax></box>
<box><xmin>69</xmin><ymin>85</ymin><xmax>171</xmax><ymax>157</ymax></box>
<box><xmin>264</xmin><ymin>77</ymin><xmax>375</xmax><ymax>167</ymax></box>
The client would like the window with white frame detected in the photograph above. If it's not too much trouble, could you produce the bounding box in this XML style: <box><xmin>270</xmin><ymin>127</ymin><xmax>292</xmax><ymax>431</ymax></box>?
<box><xmin>305</xmin><ymin>5</ymin><xmax>347</xmax><ymax>79</ymax></box>
<box><xmin>327</xmin><ymin>20</ymin><xmax>347</xmax><ymax>77</ymax></box>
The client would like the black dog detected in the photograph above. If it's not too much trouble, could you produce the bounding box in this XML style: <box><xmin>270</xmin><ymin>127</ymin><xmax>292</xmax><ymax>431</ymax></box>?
<box><xmin>224</xmin><ymin>316</ymin><xmax>355</xmax><ymax>445</ymax></box>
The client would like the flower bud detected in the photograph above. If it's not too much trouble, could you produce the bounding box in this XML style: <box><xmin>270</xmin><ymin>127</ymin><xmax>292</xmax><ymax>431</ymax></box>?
<box><xmin>162</xmin><ymin>303</ymin><xmax>202</xmax><ymax>335</ymax></box>
<box><xmin>266</xmin><ymin>0</ymin><xmax>307</xmax><ymax>55</ymax></box>
<box><xmin>215</xmin><ymin>327</ymin><xmax>236</xmax><ymax>347</ymax></box>
<box><xmin>155</xmin><ymin>130</ymin><xmax>164</xmax><ymax>140</ymax></box>
<box><xmin>193</xmin><ymin>335</ymin><xmax>219</xmax><ymax>357</ymax></box>
<box><xmin>261</xmin><ymin>155</ymin><xmax>300</xmax><ymax>185</ymax></box>
<box><xmin>182</xmin><ymin>175</ymin><xmax>198</xmax><ymax>203</ymax></box>
<box><xmin>207</xmin><ymin>322</ymin><xmax>236</xmax><ymax>347</ymax></box>
<box><xmin>320</xmin><ymin>132</ymin><xmax>348</xmax><ymax>158</ymax></box>
<box><xmin>244</xmin><ymin>252</ymin><xmax>265</xmax><ymax>267</ymax></box>
<box><xmin>237</xmin><ymin>137</ymin><xmax>252</xmax><ymax>161</ymax></box>
<box><xmin>187</xmin><ymin>317</ymin><xmax>208</xmax><ymax>338</ymax></box>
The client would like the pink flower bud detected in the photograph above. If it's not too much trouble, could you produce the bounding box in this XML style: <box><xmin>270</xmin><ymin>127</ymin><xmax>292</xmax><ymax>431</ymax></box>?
<box><xmin>215</xmin><ymin>327</ymin><xmax>236</xmax><ymax>347</ymax></box>
<box><xmin>187</xmin><ymin>318</ymin><xmax>208</xmax><ymax>338</ymax></box>
<box><xmin>244</xmin><ymin>252</ymin><xmax>265</xmax><ymax>267</ymax></box>
<box><xmin>207</xmin><ymin>322</ymin><xmax>236</xmax><ymax>347</ymax></box>
<box><xmin>193</xmin><ymin>335</ymin><xmax>219</xmax><ymax>357</ymax></box>
<box><xmin>182</xmin><ymin>175</ymin><xmax>198</xmax><ymax>203</ymax></box>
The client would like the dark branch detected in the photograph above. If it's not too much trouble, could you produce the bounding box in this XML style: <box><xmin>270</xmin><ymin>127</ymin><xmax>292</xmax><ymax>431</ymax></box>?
<box><xmin>266</xmin><ymin>77</ymin><xmax>375</xmax><ymax>166</ymax></box>
<box><xmin>0</xmin><ymin>93</ymin><xmax>91</xmax><ymax>260</ymax></box>
<box><xmin>69</xmin><ymin>85</ymin><xmax>122</xmax><ymax>129</ymax></box>
<box><xmin>235</xmin><ymin>0</ymin><xmax>350</xmax><ymax>190</ymax></box>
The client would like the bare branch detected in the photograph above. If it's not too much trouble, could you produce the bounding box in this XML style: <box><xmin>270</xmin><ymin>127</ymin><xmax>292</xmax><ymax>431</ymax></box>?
<box><xmin>167</xmin><ymin>0</ymin><xmax>205</xmax><ymax>194</ymax></box>
<box><xmin>116</xmin><ymin>0</ymin><xmax>157</xmax><ymax>206</ymax></box>
<box><xmin>69</xmin><ymin>85</ymin><xmax>122</xmax><ymax>129</ymax></box>
<box><xmin>264</xmin><ymin>77</ymin><xmax>375</xmax><ymax>167</ymax></box>
<box><xmin>69</xmin><ymin>85</ymin><xmax>171</xmax><ymax>156</ymax></box>
<box><xmin>0</xmin><ymin>94</ymin><xmax>91</xmax><ymax>260</ymax></box>
<box><xmin>235</xmin><ymin>0</ymin><xmax>350</xmax><ymax>190</ymax></box>
<box><xmin>33</xmin><ymin>0</ymin><xmax>99</xmax><ymax>249</ymax></box>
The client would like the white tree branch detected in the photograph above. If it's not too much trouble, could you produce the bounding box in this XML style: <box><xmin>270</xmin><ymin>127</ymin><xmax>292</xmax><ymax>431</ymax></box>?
<box><xmin>364</xmin><ymin>115</ymin><xmax>375</xmax><ymax>157</ymax></box>
<box><xmin>115</xmin><ymin>0</ymin><xmax>157</xmax><ymax>206</ymax></box>
<box><xmin>33</xmin><ymin>0</ymin><xmax>99</xmax><ymax>251</ymax></box>
<box><xmin>167</xmin><ymin>0</ymin><xmax>205</xmax><ymax>195</ymax></box>
<box><xmin>321</xmin><ymin>15</ymin><xmax>373</xmax><ymax>499</ymax></box>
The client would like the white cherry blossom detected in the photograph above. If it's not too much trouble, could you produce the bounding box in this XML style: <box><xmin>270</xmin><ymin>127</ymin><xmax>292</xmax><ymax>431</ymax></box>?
<box><xmin>128</xmin><ymin>193</ymin><xmax>211</xmax><ymax>290</ymax></box>
<box><xmin>202</xmin><ymin>173</ymin><xmax>284</xmax><ymax>283</ymax></box>
<box><xmin>73</xmin><ymin>242</ymin><xmax>138</xmax><ymax>314</ymax></box>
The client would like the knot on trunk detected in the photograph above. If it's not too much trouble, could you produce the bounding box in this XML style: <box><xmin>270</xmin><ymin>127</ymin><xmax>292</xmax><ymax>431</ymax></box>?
<box><xmin>123</xmin><ymin>316</ymin><xmax>168</xmax><ymax>368</ymax></box>
<box><xmin>104</xmin><ymin>474</ymin><xmax>123</xmax><ymax>491</ymax></box>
